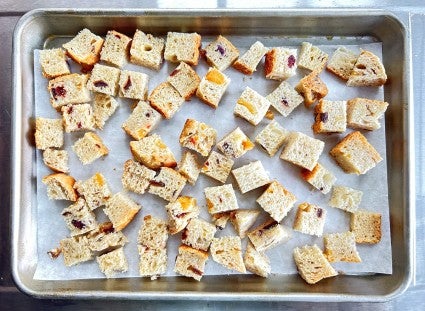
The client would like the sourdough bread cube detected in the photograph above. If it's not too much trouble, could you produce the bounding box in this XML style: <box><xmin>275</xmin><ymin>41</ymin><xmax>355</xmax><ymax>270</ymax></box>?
<box><xmin>121</xmin><ymin>159</ymin><xmax>156</xmax><ymax>195</ymax></box>
<box><xmin>61</xmin><ymin>198</ymin><xmax>98</xmax><ymax>236</ymax></box>
<box><xmin>324</xmin><ymin>231</ymin><xmax>361</xmax><ymax>263</ymax></box>
<box><xmin>86</xmin><ymin>222</ymin><xmax>128</xmax><ymax>252</ymax></box>
<box><xmin>182</xmin><ymin>218</ymin><xmax>217</xmax><ymax>251</ymax></box>
<box><xmin>204</xmin><ymin>35</ymin><xmax>239</xmax><ymax>71</ymax></box>
<box><xmin>87</xmin><ymin>64</ymin><xmax>121</xmax><ymax>96</ymax></box>
<box><xmin>347</xmin><ymin>98</ymin><xmax>389</xmax><ymax>131</ymax></box>
<box><xmin>301</xmin><ymin>163</ymin><xmax>336</xmax><ymax>195</ymax></box>
<box><xmin>48</xmin><ymin>73</ymin><xmax>91</xmax><ymax>109</ymax></box>
<box><xmin>247</xmin><ymin>219</ymin><xmax>292</xmax><ymax>252</ymax></box>
<box><xmin>347</xmin><ymin>49</ymin><xmax>387</xmax><ymax>87</ymax></box>
<box><xmin>229</xmin><ymin>209</ymin><xmax>260</xmax><ymax>238</ymax></box>
<box><xmin>167</xmin><ymin>62</ymin><xmax>200</xmax><ymax>100</ymax></box>
<box><xmin>293</xmin><ymin>202</ymin><xmax>327</xmax><ymax>237</ymax></box>
<box><xmin>255</xmin><ymin>120</ymin><xmax>289</xmax><ymax>156</ymax></box>
<box><xmin>210</xmin><ymin>236</ymin><xmax>246</xmax><ymax>273</ymax></box>
<box><xmin>61</xmin><ymin>103</ymin><xmax>95</xmax><ymax>132</ymax></box>
<box><xmin>233</xmin><ymin>41</ymin><xmax>269</xmax><ymax>75</ymax></box>
<box><xmin>93</xmin><ymin>93</ymin><xmax>119</xmax><ymax>130</ymax></box>
<box><xmin>35</xmin><ymin>117</ymin><xmax>64</xmax><ymax>150</ymax></box>
<box><xmin>196</xmin><ymin>67</ymin><xmax>230</xmax><ymax>108</ymax></box>
<box><xmin>104</xmin><ymin>192</ymin><xmax>141</xmax><ymax>231</ymax></box>
<box><xmin>216</xmin><ymin>127</ymin><xmax>254</xmax><ymax>159</ymax></box>
<box><xmin>148</xmin><ymin>82</ymin><xmax>185</xmax><ymax>119</ymax></box>
<box><xmin>122</xmin><ymin>101</ymin><xmax>162</xmax><ymax>140</ymax></box>
<box><xmin>328</xmin><ymin>185</ymin><xmax>363</xmax><ymax>213</ymax></box>
<box><xmin>96</xmin><ymin>247</ymin><xmax>128</xmax><ymax>278</ymax></box>
<box><xmin>138</xmin><ymin>215</ymin><xmax>169</xmax><ymax>249</ymax></box>
<box><xmin>148</xmin><ymin>167</ymin><xmax>187</xmax><ymax>202</ymax></box>
<box><xmin>266</xmin><ymin>81</ymin><xmax>304</xmax><ymax>117</ymax></box>
<box><xmin>256</xmin><ymin>181</ymin><xmax>296</xmax><ymax>222</ymax></box>
<box><xmin>164</xmin><ymin>32</ymin><xmax>201</xmax><ymax>66</ymax></box>
<box><xmin>234</xmin><ymin>87</ymin><xmax>271</xmax><ymax>126</ymax></box>
<box><xmin>129</xmin><ymin>133</ymin><xmax>177</xmax><ymax>169</ymax></box>
<box><xmin>100</xmin><ymin>30</ymin><xmax>132</xmax><ymax>68</ymax></box>
<box><xmin>293</xmin><ymin>244</ymin><xmax>337</xmax><ymax>284</ymax></box>
<box><xmin>350</xmin><ymin>210</ymin><xmax>382</xmax><ymax>243</ymax></box>
<box><xmin>280</xmin><ymin>131</ymin><xmax>324</xmax><ymax>171</ymax></box>
<box><xmin>174</xmin><ymin>244</ymin><xmax>209</xmax><ymax>281</ymax></box>
<box><xmin>138</xmin><ymin>245</ymin><xmax>167</xmax><ymax>280</ymax></box>
<box><xmin>244</xmin><ymin>242</ymin><xmax>271</xmax><ymax>278</ymax></box>
<box><xmin>74</xmin><ymin>172</ymin><xmax>112</xmax><ymax>210</ymax></box>
<box><xmin>62</xmin><ymin>28</ymin><xmax>104</xmax><ymax>69</ymax></box>
<box><xmin>264</xmin><ymin>47</ymin><xmax>298</xmax><ymax>80</ymax></box>
<box><xmin>201</xmin><ymin>151</ymin><xmax>234</xmax><ymax>183</ymax></box>
<box><xmin>177</xmin><ymin>151</ymin><xmax>201</xmax><ymax>185</ymax></box>
<box><xmin>232</xmin><ymin>161</ymin><xmax>270</xmax><ymax>194</ymax></box>
<box><xmin>72</xmin><ymin>132</ymin><xmax>109</xmax><ymax>165</ymax></box>
<box><xmin>211</xmin><ymin>212</ymin><xmax>230</xmax><ymax>230</ymax></box>
<box><xmin>130</xmin><ymin>30</ymin><xmax>165</xmax><ymax>70</ymax></box>
<box><xmin>42</xmin><ymin>173</ymin><xmax>77</xmax><ymax>201</ymax></box>
<box><xmin>118</xmin><ymin>70</ymin><xmax>149</xmax><ymax>100</ymax></box>
<box><xmin>166</xmin><ymin>196</ymin><xmax>199</xmax><ymax>235</ymax></box>
<box><xmin>42</xmin><ymin>148</ymin><xmax>69</xmax><ymax>173</ymax></box>
<box><xmin>298</xmin><ymin>42</ymin><xmax>329</xmax><ymax>72</ymax></box>
<box><xmin>295</xmin><ymin>71</ymin><xmax>328</xmax><ymax>108</ymax></box>
<box><xmin>313</xmin><ymin>99</ymin><xmax>347</xmax><ymax>134</ymax></box>
<box><xmin>329</xmin><ymin>131</ymin><xmax>382</xmax><ymax>174</ymax></box>
<box><xmin>60</xmin><ymin>235</ymin><xmax>93</xmax><ymax>267</ymax></box>
<box><xmin>204</xmin><ymin>184</ymin><xmax>239</xmax><ymax>214</ymax></box>
<box><xmin>39</xmin><ymin>48</ymin><xmax>70</xmax><ymax>79</ymax></box>
<box><xmin>326</xmin><ymin>46</ymin><xmax>358</xmax><ymax>80</ymax></box>
<box><xmin>179</xmin><ymin>119</ymin><xmax>217</xmax><ymax>157</ymax></box>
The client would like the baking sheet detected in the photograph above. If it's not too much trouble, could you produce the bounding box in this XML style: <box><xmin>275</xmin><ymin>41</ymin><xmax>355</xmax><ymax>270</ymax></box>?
<box><xmin>32</xmin><ymin>37</ymin><xmax>391</xmax><ymax>280</ymax></box>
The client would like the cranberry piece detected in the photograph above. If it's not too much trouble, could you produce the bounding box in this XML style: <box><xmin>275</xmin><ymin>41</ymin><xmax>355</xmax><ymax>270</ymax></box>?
<box><xmin>320</xmin><ymin>112</ymin><xmax>329</xmax><ymax>123</ymax></box>
<box><xmin>149</xmin><ymin>180</ymin><xmax>165</xmax><ymax>187</ymax></box>
<box><xmin>123</xmin><ymin>77</ymin><xmax>132</xmax><ymax>91</ymax></box>
<box><xmin>215</xmin><ymin>44</ymin><xmax>226</xmax><ymax>56</ymax></box>
<box><xmin>67</xmin><ymin>106</ymin><xmax>73</xmax><ymax>114</ymax></box>
<box><xmin>317</xmin><ymin>208</ymin><xmax>323</xmax><ymax>218</ymax></box>
<box><xmin>77</xmin><ymin>122</ymin><xmax>82</xmax><ymax>129</ymax></box>
<box><xmin>287</xmin><ymin>55</ymin><xmax>296</xmax><ymax>68</ymax></box>
<box><xmin>204</xmin><ymin>161</ymin><xmax>209</xmax><ymax>166</ymax></box>
<box><xmin>51</xmin><ymin>86</ymin><xmax>66</xmax><ymax>100</ymax></box>
<box><xmin>181</xmin><ymin>228</ymin><xmax>188</xmax><ymax>240</ymax></box>
<box><xmin>281</xmin><ymin>98</ymin><xmax>289</xmax><ymax>107</ymax></box>
<box><xmin>176</xmin><ymin>212</ymin><xmax>188</xmax><ymax>219</ymax></box>
<box><xmin>72</xmin><ymin>220</ymin><xmax>86</xmax><ymax>230</ymax></box>
<box><xmin>94</xmin><ymin>80</ymin><xmax>108</xmax><ymax>88</ymax></box>
<box><xmin>188</xmin><ymin>265</ymin><xmax>203</xmax><ymax>276</ymax></box>
<box><xmin>145</xmin><ymin>112</ymin><xmax>151</xmax><ymax>118</ymax></box>
<box><xmin>100</xmin><ymin>223</ymin><xmax>115</xmax><ymax>234</ymax></box>
<box><xmin>170</xmin><ymin>69</ymin><xmax>180</xmax><ymax>77</ymax></box>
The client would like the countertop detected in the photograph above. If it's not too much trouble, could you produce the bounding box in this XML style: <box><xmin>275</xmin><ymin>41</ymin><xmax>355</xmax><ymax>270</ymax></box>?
<box><xmin>1</xmin><ymin>1</ymin><xmax>425</xmax><ymax>310</ymax></box>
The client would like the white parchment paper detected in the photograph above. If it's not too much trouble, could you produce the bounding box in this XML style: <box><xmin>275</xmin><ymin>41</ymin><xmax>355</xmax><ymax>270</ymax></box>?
<box><xmin>33</xmin><ymin>37</ymin><xmax>391</xmax><ymax>280</ymax></box>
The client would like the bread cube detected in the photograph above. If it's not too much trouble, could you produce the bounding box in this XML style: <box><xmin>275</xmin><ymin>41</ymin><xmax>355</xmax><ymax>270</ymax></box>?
<box><xmin>210</xmin><ymin>236</ymin><xmax>246</xmax><ymax>273</ymax></box>
<box><xmin>148</xmin><ymin>167</ymin><xmax>187</xmax><ymax>202</ymax></box>
<box><xmin>233</xmin><ymin>41</ymin><xmax>269</xmax><ymax>75</ymax></box>
<box><xmin>138</xmin><ymin>215</ymin><xmax>169</xmax><ymax>249</ymax></box>
<box><xmin>350</xmin><ymin>210</ymin><xmax>382</xmax><ymax>243</ymax></box>
<box><xmin>293</xmin><ymin>244</ymin><xmax>337</xmax><ymax>284</ymax></box>
<box><xmin>104</xmin><ymin>192</ymin><xmax>141</xmax><ymax>231</ymax></box>
<box><xmin>100</xmin><ymin>30</ymin><xmax>132</xmax><ymax>68</ymax></box>
<box><xmin>164</xmin><ymin>32</ymin><xmax>201</xmax><ymax>65</ymax></box>
<box><xmin>293</xmin><ymin>202</ymin><xmax>327</xmax><ymax>237</ymax></box>
<box><xmin>39</xmin><ymin>48</ymin><xmax>70</xmax><ymax>79</ymax></box>
<box><xmin>326</xmin><ymin>46</ymin><xmax>358</xmax><ymax>80</ymax></box>
<box><xmin>229</xmin><ymin>209</ymin><xmax>260</xmax><ymax>238</ymax></box>
<box><xmin>232</xmin><ymin>161</ymin><xmax>270</xmax><ymax>194</ymax></box>
<box><xmin>35</xmin><ymin>117</ymin><xmax>64</xmax><ymax>150</ymax></box>
<box><xmin>301</xmin><ymin>163</ymin><xmax>336</xmax><ymax>194</ymax></box>
<box><xmin>175</xmin><ymin>152</ymin><xmax>200</xmax><ymax>185</ymax></box>
<box><xmin>96</xmin><ymin>247</ymin><xmax>128</xmax><ymax>278</ymax></box>
<box><xmin>130</xmin><ymin>30</ymin><xmax>165</xmax><ymax>70</ymax></box>
<box><xmin>201</xmin><ymin>151</ymin><xmax>234</xmax><ymax>183</ymax></box>
<box><xmin>148</xmin><ymin>82</ymin><xmax>185</xmax><ymax>119</ymax></box>
<box><xmin>122</xmin><ymin>159</ymin><xmax>156</xmax><ymax>195</ymax></box>
<box><xmin>72</xmin><ymin>132</ymin><xmax>109</xmax><ymax>165</ymax></box>
<box><xmin>244</xmin><ymin>242</ymin><xmax>271</xmax><ymax>278</ymax></box>
<box><xmin>256</xmin><ymin>181</ymin><xmax>296</xmax><ymax>222</ymax></box>
<box><xmin>204</xmin><ymin>184</ymin><xmax>239</xmax><ymax>214</ymax></box>
<box><xmin>61</xmin><ymin>103</ymin><xmax>95</xmax><ymax>133</ymax></box>
<box><xmin>42</xmin><ymin>173</ymin><xmax>77</xmax><ymax>201</ymax></box>
<box><xmin>347</xmin><ymin>98</ymin><xmax>389</xmax><ymax>131</ymax></box>
<box><xmin>42</xmin><ymin>148</ymin><xmax>69</xmax><ymax>173</ymax></box>
<box><xmin>60</xmin><ymin>235</ymin><xmax>93</xmax><ymax>267</ymax></box>
<box><xmin>196</xmin><ymin>67</ymin><xmax>231</xmax><ymax>108</ymax></box>
<box><xmin>167</xmin><ymin>62</ymin><xmax>200</xmax><ymax>100</ymax></box>
<box><xmin>280</xmin><ymin>131</ymin><xmax>324</xmax><ymax>171</ymax></box>
<box><xmin>313</xmin><ymin>99</ymin><xmax>347</xmax><ymax>134</ymax></box>
<box><xmin>182</xmin><ymin>218</ymin><xmax>217</xmax><ymax>251</ymax></box>
<box><xmin>204</xmin><ymin>35</ymin><xmax>239</xmax><ymax>71</ymax></box>
<box><xmin>211</xmin><ymin>212</ymin><xmax>230</xmax><ymax>230</ymax></box>
<box><xmin>324</xmin><ymin>231</ymin><xmax>361</xmax><ymax>263</ymax></box>
<box><xmin>266</xmin><ymin>81</ymin><xmax>304</xmax><ymax>117</ymax></box>
<box><xmin>74</xmin><ymin>172</ymin><xmax>112</xmax><ymax>210</ymax></box>
<box><xmin>298</xmin><ymin>42</ymin><xmax>329</xmax><ymax>72</ymax></box>
<box><xmin>61</xmin><ymin>198</ymin><xmax>98</xmax><ymax>236</ymax></box>
<box><xmin>138</xmin><ymin>245</ymin><xmax>167</xmax><ymax>280</ymax></box>
<box><xmin>174</xmin><ymin>245</ymin><xmax>208</xmax><ymax>281</ymax></box>
<box><xmin>93</xmin><ymin>93</ymin><xmax>119</xmax><ymax>130</ymax></box>
<box><xmin>179</xmin><ymin>119</ymin><xmax>217</xmax><ymax>157</ymax></box>
<box><xmin>86</xmin><ymin>222</ymin><xmax>128</xmax><ymax>252</ymax></box>
<box><xmin>166</xmin><ymin>196</ymin><xmax>199</xmax><ymax>235</ymax></box>
<box><xmin>264</xmin><ymin>47</ymin><xmax>297</xmax><ymax>80</ymax></box>
<box><xmin>330</xmin><ymin>131</ymin><xmax>382</xmax><ymax>174</ymax></box>
<box><xmin>247</xmin><ymin>219</ymin><xmax>292</xmax><ymax>252</ymax></box>
<box><xmin>129</xmin><ymin>133</ymin><xmax>177</xmax><ymax>169</ymax></box>
<box><xmin>48</xmin><ymin>73</ymin><xmax>91</xmax><ymax>109</ymax></box>
<box><xmin>255</xmin><ymin>120</ymin><xmax>288</xmax><ymax>156</ymax></box>
<box><xmin>216</xmin><ymin>127</ymin><xmax>254</xmax><ymax>159</ymax></box>
<box><xmin>234</xmin><ymin>87</ymin><xmax>271</xmax><ymax>126</ymax></box>
<box><xmin>86</xmin><ymin>64</ymin><xmax>121</xmax><ymax>96</ymax></box>
<box><xmin>118</xmin><ymin>70</ymin><xmax>149</xmax><ymax>100</ymax></box>
<box><xmin>122</xmin><ymin>101</ymin><xmax>162</xmax><ymax>140</ymax></box>
<box><xmin>328</xmin><ymin>185</ymin><xmax>363</xmax><ymax>213</ymax></box>
<box><xmin>62</xmin><ymin>28</ymin><xmax>104</xmax><ymax>69</ymax></box>
<box><xmin>295</xmin><ymin>71</ymin><xmax>328</xmax><ymax>108</ymax></box>
<box><xmin>347</xmin><ymin>50</ymin><xmax>387</xmax><ymax>87</ymax></box>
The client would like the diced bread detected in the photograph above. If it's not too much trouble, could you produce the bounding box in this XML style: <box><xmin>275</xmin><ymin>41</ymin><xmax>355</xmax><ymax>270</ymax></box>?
<box><xmin>301</xmin><ymin>163</ymin><xmax>336</xmax><ymax>195</ymax></box>
<box><xmin>121</xmin><ymin>159</ymin><xmax>156</xmax><ymax>195</ymax></box>
<box><xmin>96</xmin><ymin>247</ymin><xmax>128</xmax><ymax>278</ymax></box>
<box><xmin>232</xmin><ymin>161</ymin><xmax>270</xmax><ymax>194</ymax></box>
<box><xmin>295</xmin><ymin>71</ymin><xmax>328</xmax><ymax>108</ymax></box>
<box><xmin>266</xmin><ymin>81</ymin><xmax>304</xmax><ymax>117</ymax></box>
<box><xmin>48</xmin><ymin>73</ymin><xmax>91</xmax><ymax>109</ymax></box>
<box><xmin>350</xmin><ymin>210</ymin><xmax>382</xmax><ymax>244</ymax></box>
<box><xmin>179</xmin><ymin>119</ymin><xmax>217</xmax><ymax>157</ymax></box>
<box><xmin>60</xmin><ymin>235</ymin><xmax>93</xmax><ymax>267</ymax></box>
<box><xmin>61</xmin><ymin>198</ymin><xmax>98</xmax><ymax>236</ymax></box>
<box><xmin>138</xmin><ymin>215</ymin><xmax>169</xmax><ymax>249</ymax></box>
<box><xmin>177</xmin><ymin>151</ymin><xmax>201</xmax><ymax>185</ymax></box>
<box><xmin>42</xmin><ymin>173</ymin><xmax>77</xmax><ymax>201</ymax></box>
<box><xmin>211</xmin><ymin>212</ymin><xmax>230</xmax><ymax>230</ymax></box>
<box><xmin>256</xmin><ymin>181</ymin><xmax>296</xmax><ymax>222</ymax></box>
<box><xmin>297</xmin><ymin>42</ymin><xmax>328</xmax><ymax>72</ymax></box>
<box><xmin>210</xmin><ymin>236</ymin><xmax>246</xmax><ymax>273</ymax></box>
<box><xmin>255</xmin><ymin>120</ymin><xmax>288</xmax><ymax>156</ymax></box>
<box><xmin>74</xmin><ymin>173</ymin><xmax>112</xmax><ymax>210</ymax></box>
<box><xmin>138</xmin><ymin>245</ymin><xmax>167</xmax><ymax>280</ymax></box>
<box><xmin>201</xmin><ymin>151</ymin><xmax>234</xmax><ymax>183</ymax></box>
<box><xmin>216</xmin><ymin>127</ymin><xmax>254</xmax><ymax>159</ymax></box>
<box><xmin>323</xmin><ymin>231</ymin><xmax>361</xmax><ymax>263</ymax></box>
<box><xmin>328</xmin><ymin>185</ymin><xmax>363</xmax><ymax>213</ymax></box>
<box><xmin>174</xmin><ymin>244</ymin><xmax>209</xmax><ymax>281</ymax></box>
<box><xmin>247</xmin><ymin>219</ymin><xmax>292</xmax><ymax>252</ymax></box>
<box><xmin>229</xmin><ymin>209</ymin><xmax>260</xmax><ymax>238</ymax></box>
<box><xmin>130</xmin><ymin>30</ymin><xmax>165</xmax><ymax>70</ymax></box>
<box><xmin>326</xmin><ymin>47</ymin><xmax>358</xmax><ymax>80</ymax></box>
<box><xmin>148</xmin><ymin>82</ymin><xmax>185</xmax><ymax>119</ymax></box>
<box><xmin>244</xmin><ymin>242</ymin><xmax>271</xmax><ymax>278</ymax></box>
<box><xmin>234</xmin><ymin>87</ymin><xmax>271</xmax><ymax>126</ymax></box>
<box><xmin>293</xmin><ymin>202</ymin><xmax>327</xmax><ymax>237</ymax></box>
<box><xmin>347</xmin><ymin>97</ymin><xmax>389</xmax><ymax>131</ymax></box>
<box><xmin>204</xmin><ymin>184</ymin><xmax>239</xmax><ymax>214</ymax></box>
<box><xmin>196</xmin><ymin>67</ymin><xmax>230</xmax><ymax>108</ymax></box>
<box><xmin>164</xmin><ymin>32</ymin><xmax>201</xmax><ymax>66</ymax></box>
<box><xmin>103</xmin><ymin>192</ymin><xmax>141</xmax><ymax>231</ymax></box>
<box><xmin>147</xmin><ymin>167</ymin><xmax>187</xmax><ymax>202</ymax></box>
<box><xmin>35</xmin><ymin>117</ymin><xmax>64</xmax><ymax>150</ymax></box>
<box><xmin>86</xmin><ymin>64</ymin><xmax>121</xmax><ymax>96</ymax></box>
<box><xmin>264</xmin><ymin>47</ymin><xmax>297</xmax><ymax>80</ymax></box>
<box><xmin>122</xmin><ymin>100</ymin><xmax>162</xmax><ymax>140</ymax></box>
<box><xmin>203</xmin><ymin>35</ymin><xmax>239</xmax><ymax>71</ymax></box>
<box><xmin>61</xmin><ymin>103</ymin><xmax>95</xmax><ymax>133</ymax></box>
<box><xmin>93</xmin><ymin>93</ymin><xmax>119</xmax><ymax>130</ymax></box>
<box><xmin>166</xmin><ymin>196</ymin><xmax>199</xmax><ymax>235</ymax></box>
<box><xmin>72</xmin><ymin>132</ymin><xmax>109</xmax><ymax>165</ymax></box>
<box><xmin>118</xmin><ymin>70</ymin><xmax>149</xmax><ymax>100</ymax></box>
<box><xmin>39</xmin><ymin>48</ymin><xmax>70</xmax><ymax>79</ymax></box>
<box><xmin>346</xmin><ymin>50</ymin><xmax>387</xmax><ymax>87</ymax></box>
<box><xmin>233</xmin><ymin>41</ymin><xmax>268</xmax><ymax>75</ymax></box>
<box><xmin>182</xmin><ymin>218</ymin><xmax>217</xmax><ymax>251</ymax></box>
<box><xmin>312</xmin><ymin>99</ymin><xmax>347</xmax><ymax>134</ymax></box>
<box><xmin>86</xmin><ymin>222</ymin><xmax>128</xmax><ymax>252</ymax></box>
<box><xmin>42</xmin><ymin>148</ymin><xmax>69</xmax><ymax>173</ymax></box>
<box><xmin>167</xmin><ymin>62</ymin><xmax>200</xmax><ymax>100</ymax></box>
<box><xmin>100</xmin><ymin>30</ymin><xmax>132</xmax><ymax>68</ymax></box>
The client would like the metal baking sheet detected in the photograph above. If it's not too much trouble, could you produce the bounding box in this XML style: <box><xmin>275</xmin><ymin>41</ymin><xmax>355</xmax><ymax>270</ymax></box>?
<box><xmin>11</xmin><ymin>9</ymin><xmax>414</xmax><ymax>301</ymax></box>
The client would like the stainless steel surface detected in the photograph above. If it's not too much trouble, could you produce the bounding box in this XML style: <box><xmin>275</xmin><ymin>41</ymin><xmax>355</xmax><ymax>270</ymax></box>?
<box><xmin>11</xmin><ymin>8</ymin><xmax>413</xmax><ymax>302</ymax></box>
